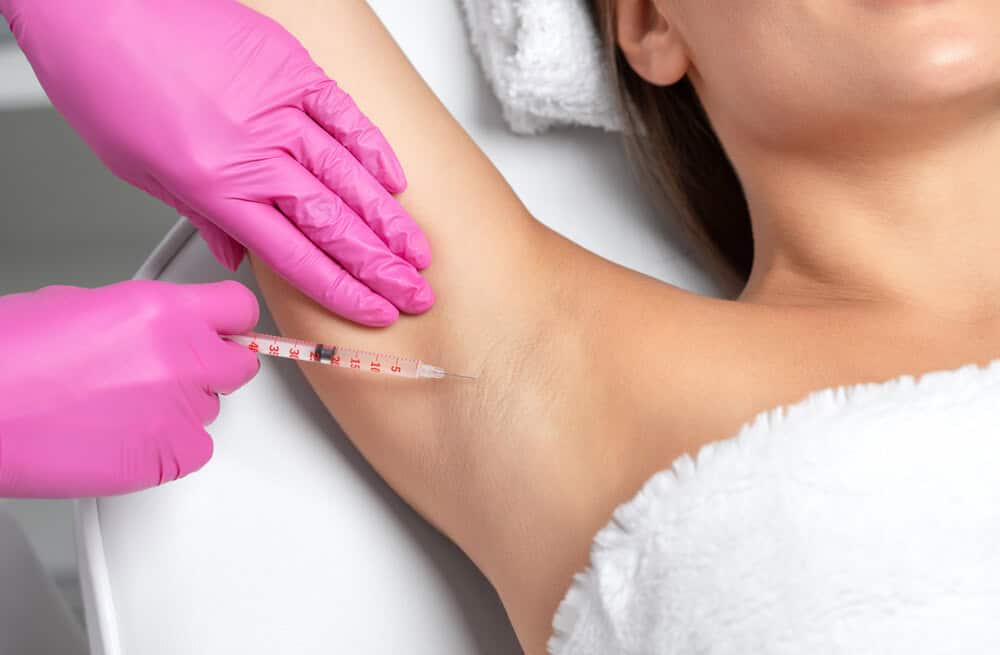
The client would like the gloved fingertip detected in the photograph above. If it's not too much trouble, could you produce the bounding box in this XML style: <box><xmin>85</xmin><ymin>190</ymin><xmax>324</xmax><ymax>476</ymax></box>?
<box><xmin>408</xmin><ymin>232</ymin><xmax>433</xmax><ymax>270</ymax></box>
<box><xmin>408</xmin><ymin>283</ymin><xmax>436</xmax><ymax>314</ymax></box>
<box><xmin>166</xmin><ymin>426</ymin><xmax>215</xmax><ymax>484</ymax></box>
<box><xmin>413</xmin><ymin>251</ymin><xmax>432</xmax><ymax>271</ymax></box>
<box><xmin>181</xmin><ymin>432</ymin><xmax>215</xmax><ymax>477</ymax></box>
<box><xmin>356</xmin><ymin>297</ymin><xmax>399</xmax><ymax>327</ymax></box>
<box><xmin>373</xmin><ymin>305</ymin><xmax>400</xmax><ymax>327</ymax></box>
<box><xmin>381</xmin><ymin>154</ymin><xmax>408</xmax><ymax>194</ymax></box>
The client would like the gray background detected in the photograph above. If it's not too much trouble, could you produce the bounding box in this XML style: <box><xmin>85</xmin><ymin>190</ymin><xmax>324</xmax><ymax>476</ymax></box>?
<box><xmin>0</xmin><ymin>107</ymin><xmax>178</xmax><ymax>293</ymax></box>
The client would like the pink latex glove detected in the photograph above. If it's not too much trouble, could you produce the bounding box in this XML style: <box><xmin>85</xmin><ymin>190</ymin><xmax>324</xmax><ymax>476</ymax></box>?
<box><xmin>0</xmin><ymin>280</ymin><xmax>260</xmax><ymax>498</ymax></box>
<box><xmin>0</xmin><ymin>0</ymin><xmax>433</xmax><ymax>327</ymax></box>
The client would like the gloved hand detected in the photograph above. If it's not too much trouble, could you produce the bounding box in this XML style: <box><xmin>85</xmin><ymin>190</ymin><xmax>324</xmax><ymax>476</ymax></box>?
<box><xmin>0</xmin><ymin>280</ymin><xmax>260</xmax><ymax>498</ymax></box>
<box><xmin>0</xmin><ymin>0</ymin><xmax>433</xmax><ymax>327</ymax></box>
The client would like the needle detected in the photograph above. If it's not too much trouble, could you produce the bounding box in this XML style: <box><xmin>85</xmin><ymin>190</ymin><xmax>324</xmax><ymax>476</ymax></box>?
<box><xmin>443</xmin><ymin>372</ymin><xmax>478</xmax><ymax>380</ymax></box>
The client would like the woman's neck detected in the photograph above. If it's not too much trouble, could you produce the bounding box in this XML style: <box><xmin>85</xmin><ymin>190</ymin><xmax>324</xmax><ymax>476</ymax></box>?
<box><xmin>738</xmin><ymin>101</ymin><xmax>1000</xmax><ymax>328</ymax></box>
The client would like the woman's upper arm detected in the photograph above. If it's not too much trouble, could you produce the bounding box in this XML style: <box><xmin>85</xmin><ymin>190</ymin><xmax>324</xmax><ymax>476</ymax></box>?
<box><xmin>244</xmin><ymin>0</ymin><xmax>564</xmax><ymax>390</ymax></box>
<box><xmin>239</xmin><ymin>2</ymin><xmax>631</xmax><ymax>651</ymax></box>
<box><xmin>242</xmin><ymin>0</ymin><xmax>586</xmax><ymax>553</ymax></box>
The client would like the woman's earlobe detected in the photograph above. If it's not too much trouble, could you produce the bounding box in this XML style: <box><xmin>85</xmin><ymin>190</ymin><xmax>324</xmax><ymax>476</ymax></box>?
<box><xmin>615</xmin><ymin>0</ymin><xmax>688</xmax><ymax>86</ymax></box>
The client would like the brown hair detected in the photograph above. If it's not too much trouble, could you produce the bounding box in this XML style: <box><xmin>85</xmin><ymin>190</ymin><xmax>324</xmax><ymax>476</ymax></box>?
<box><xmin>589</xmin><ymin>1</ymin><xmax>752</xmax><ymax>293</ymax></box>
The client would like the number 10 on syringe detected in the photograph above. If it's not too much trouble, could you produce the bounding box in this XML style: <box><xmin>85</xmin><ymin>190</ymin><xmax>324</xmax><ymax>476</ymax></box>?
<box><xmin>224</xmin><ymin>332</ymin><xmax>475</xmax><ymax>381</ymax></box>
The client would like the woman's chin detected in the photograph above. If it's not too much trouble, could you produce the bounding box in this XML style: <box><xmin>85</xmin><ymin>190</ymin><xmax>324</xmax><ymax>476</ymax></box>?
<box><xmin>877</xmin><ymin>35</ymin><xmax>1000</xmax><ymax>114</ymax></box>
<box><xmin>833</xmin><ymin>1</ymin><xmax>998</xmax><ymax>109</ymax></box>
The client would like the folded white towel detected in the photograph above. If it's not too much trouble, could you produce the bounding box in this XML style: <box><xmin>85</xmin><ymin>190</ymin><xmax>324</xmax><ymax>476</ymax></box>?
<box><xmin>458</xmin><ymin>0</ymin><xmax>623</xmax><ymax>134</ymax></box>
<box><xmin>548</xmin><ymin>358</ymin><xmax>1000</xmax><ymax>654</ymax></box>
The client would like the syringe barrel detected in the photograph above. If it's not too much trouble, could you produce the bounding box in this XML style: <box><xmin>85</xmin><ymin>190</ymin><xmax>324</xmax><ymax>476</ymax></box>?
<box><xmin>225</xmin><ymin>332</ymin><xmax>423</xmax><ymax>379</ymax></box>
<box><xmin>317</xmin><ymin>343</ymin><xmax>421</xmax><ymax>378</ymax></box>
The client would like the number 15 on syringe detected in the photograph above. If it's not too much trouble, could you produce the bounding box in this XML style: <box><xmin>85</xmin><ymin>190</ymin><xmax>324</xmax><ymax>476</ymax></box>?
<box><xmin>224</xmin><ymin>332</ymin><xmax>475</xmax><ymax>381</ymax></box>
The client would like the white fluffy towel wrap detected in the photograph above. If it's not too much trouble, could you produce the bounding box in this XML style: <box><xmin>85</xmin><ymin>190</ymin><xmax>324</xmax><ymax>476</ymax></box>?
<box><xmin>547</xmin><ymin>357</ymin><xmax>1000</xmax><ymax>654</ymax></box>
<box><xmin>459</xmin><ymin>0</ymin><xmax>623</xmax><ymax>134</ymax></box>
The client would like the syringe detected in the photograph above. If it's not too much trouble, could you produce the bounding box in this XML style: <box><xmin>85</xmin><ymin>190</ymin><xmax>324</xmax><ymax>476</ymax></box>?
<box><xmin>223</xmin><ymin>331</ymin><xmax>476</xmax><ymax>380</ymax></box>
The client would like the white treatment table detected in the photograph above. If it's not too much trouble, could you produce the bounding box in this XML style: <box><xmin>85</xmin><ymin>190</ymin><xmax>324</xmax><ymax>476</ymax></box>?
<box><xmin>74</xmin><ymin>2</ymin><xmax>721</xmax><ymax>653</ymax></box>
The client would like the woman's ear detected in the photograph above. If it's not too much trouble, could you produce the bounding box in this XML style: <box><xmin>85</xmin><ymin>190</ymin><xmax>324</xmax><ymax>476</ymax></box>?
<box><xmin>615</xmin><ymin>0</ymin><xmax>689</xmax><ymax>86</ymax></box>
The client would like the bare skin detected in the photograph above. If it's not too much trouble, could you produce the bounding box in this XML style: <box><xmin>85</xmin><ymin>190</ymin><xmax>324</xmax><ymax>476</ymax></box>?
<box><xmin>240</xmin><ymin>1</ymin><xmax>1000</xmax><ymax>653</ymax></box>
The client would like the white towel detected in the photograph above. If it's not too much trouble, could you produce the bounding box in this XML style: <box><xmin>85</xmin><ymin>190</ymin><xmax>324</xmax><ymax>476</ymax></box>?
<box><xmin>458</xmin><ymin>0</ymin><xmax>623</xmax><ymax>134</ymax></box>
<box><xmin>547</xmin><ymin>357</ymin><xmax>1000</xmax><ymax>654</ymax></box>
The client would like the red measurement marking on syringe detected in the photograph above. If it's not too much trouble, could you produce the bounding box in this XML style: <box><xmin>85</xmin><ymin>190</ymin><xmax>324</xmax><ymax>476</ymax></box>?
<box><xmin>248</xmin><ymin>342</ymin><xmax>259</xmax><ymax>353</ymax></box>
<box><xmin>331</xmin><ymin>355</ymin><xmax>341</xmax><ymax>367</ymax></box>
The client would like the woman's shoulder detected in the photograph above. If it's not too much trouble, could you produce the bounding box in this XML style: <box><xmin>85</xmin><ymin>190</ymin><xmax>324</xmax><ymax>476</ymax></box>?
<box><xmin>581</xmin><ymin>284</ymin><xmax>850</xmax><ymax>484</ymax></box>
